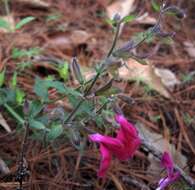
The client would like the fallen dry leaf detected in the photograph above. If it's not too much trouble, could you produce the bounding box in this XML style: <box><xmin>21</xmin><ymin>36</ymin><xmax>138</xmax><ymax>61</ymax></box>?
<box><xmin>154</xmin><ymin>68</ymin><xmax>180</xmax><ymax>89</ymax></box>
<box><xmin>184</xmin><ymin>41</ymin><xmax>195</xmax><ymax>58</ymax></box>
<box><xmin>106</xmin><ymin>0</ymin><xmax>136</xmax><ymax>35</ymax></box>
<box><xmin>0</xmin><ymin>158</ymin><xmax>10</xmax><ymax>175</ymax></box>
<box><xmin>16</xmin><ymin>0</ymin><xmax>50</xmax><ymax>8</ymax></box>
<box><xmin>107</xmin><ymin>0</ymin><xmax>135</xmax><ymax>19</ymax></box>
<box><xmin>70</xmin><ymin>30</ymin><xmax>92</xmax><ymax>45</ymax></box>
<box><xmin>0</xmin><ymin>113</ymin><xmax>11</xmax><ymax>133</ymax></box>
<box><xmin>82</xmin><ymin>58</ymin><xmax>179</xmax><ymax>98</ymax></box>
<box><xmin>136</xmin><ymin>122</ymin><xmax>188</xmax><ymax>172</ymax></box>
<box><xmin>118</xmin><ymin>59</ymin><xmax>180</xmax><ymax>98</ymax></box>
<box><xmin>47</xmin><ymin>30</ymin><xmax>92</xmax><ymax>50</ymax></box>
<box><xmin>135</xmin><ymin>12</ymin><xmax>157</xmax><ymax>25</ymax></box>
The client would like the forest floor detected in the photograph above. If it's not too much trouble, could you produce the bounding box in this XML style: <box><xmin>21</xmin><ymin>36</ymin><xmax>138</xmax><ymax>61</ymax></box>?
<box><xmin>0</xmin><ymin>0</ymin><xmax>195</xmax><ymax>190</ymax></box>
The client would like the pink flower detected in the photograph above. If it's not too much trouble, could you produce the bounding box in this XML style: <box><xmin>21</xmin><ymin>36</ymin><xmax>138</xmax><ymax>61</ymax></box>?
<box><xmin>156</xmin><ymin>152</ymin><xmax>180</xmax><ymax>190</ymax></box>
<box><xmin>89</xmin><ymin>114</ymin><xmax>141</xmax><ymax>177</ymax></box>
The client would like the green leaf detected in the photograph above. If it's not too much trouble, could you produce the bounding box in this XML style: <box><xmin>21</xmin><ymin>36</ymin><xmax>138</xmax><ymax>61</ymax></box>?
<box><xmin>105</xmin><ymin>18</ymin><xmax>116</xmax><ymax>26</ymax></box>
<box><xmin>11</xmin><ymin>72</ymin><xmax>17</xmax><ymax>88</ymax></box>
<box><xmin>29</xmin><ymin>119</ymin><xmax>47</xmax><ymax>130</ymax></box>
<box><xmin>58</xmin><ymin>62</ymin><xmax>69</xmax><ymax>81</ymax></box>
<box><xmin>34</xmin><ymin>77</ymin><xmax>81</xmax><ymax>101</ymax></box>
<box><xmin>0</xmin><ymin>18</ymin><xmax>10</xmax><ymax>31</ymax></box>
<box><xmin>47</xmin><ymin>124</ymin><xmax>63</xmax><ymax>141</ymax></box>
<box><xmin>0</xmin><ymin>69</ymin><xmax>5</xmax><ymax>87</ymax></box>
<box><xmin>121</xmin><ymin>15</ymin><xmax>136</xmax><ymax>23</ymax></box>
<box><xmin>33</xmin><ymin>78</ymin><xmax>48</xmax><ymax>100</ymax></box>
<box><xmin>46</xmin><ymin>13</ymin><xmax>62</xmax><ymax>22</ymax></box>
<box><xmin>16</xmin><ymin>88</ymin><xmax>25</xmax><ymax>105</ymax></box>
<box><xmin>33</xmin><ymin>78</ymin><xmax>66</xmax><ymax>101</ymax></box>
<box><xmin>15</xmin><ymin>16</ymin><xmax>35</xmax><ymax>30</ymax></box>
<box><xmin>0</xmin><ymin>88</ymin><xmax>16</xmax><ymax>105</ymax></box>
<box><xmin>12</xmin><ymin>47</ymin><xmax>40</xmax><ymax>59</ymax></box>
<box><xmin>29</xmin><ymin>100</ymin><xmax>44</xmax><ymax>118</ymax></box>
<box><xmin>151</xmin><ymin>0</ymin><xmax>160</xmax><ymax>12</ymax></box>
<box><xmin>68</xmin><ymin>96</ymin><xmax>93</xmax><ymax>118</ymax></box>
<box><xmin>181</xmin><ymin>74</ymin><xmax>194</xmax><ymax>83</ymax></box>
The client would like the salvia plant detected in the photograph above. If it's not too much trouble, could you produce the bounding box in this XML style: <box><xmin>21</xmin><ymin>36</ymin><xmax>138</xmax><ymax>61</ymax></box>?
<box><xmin>0</xmin><ymin>2</ymin><xmax>192</xmax><ymax>190</ymax></box>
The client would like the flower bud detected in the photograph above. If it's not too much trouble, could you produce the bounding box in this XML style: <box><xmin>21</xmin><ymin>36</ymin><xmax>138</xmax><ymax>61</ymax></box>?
<box><xmin>71</xmin><ymin>57</ymin><xmax>84</xmax><ymax>85</ymax></box>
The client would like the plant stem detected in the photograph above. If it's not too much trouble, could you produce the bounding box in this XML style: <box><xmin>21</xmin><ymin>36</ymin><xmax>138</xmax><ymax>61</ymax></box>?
<box><xmin>4</xmin><ymin>103</ymin><xmax>25</xmax><ymax>125</ymax></box>
<box><xmin>3</xmin><ymin>0</ymin><xmax>10</xmax><ymax>15</ymax></box>
<box><xmin>64</xmin><ymin>23</ymin><xmax>121</xmax><ymax>123</ymax></box>
<box><xmin>107</xmin><ymin>23</ymin><xmax>121</xmax><ymax>58</ymax></box>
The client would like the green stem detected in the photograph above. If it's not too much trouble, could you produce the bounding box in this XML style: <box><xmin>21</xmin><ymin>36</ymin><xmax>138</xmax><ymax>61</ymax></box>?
<box><xmin>64</xmin><ymin>70</ymin><xmax>102</xmax><ymax>123</ymax></box>
<box><xmin>65</xmin><ymin>23</ymin><xmax>121</xmax><ymax>123</ymax></box>
<box><xmin>3</xmin><ymin>0</ymin><xmax>10</xmax><ymax>15</ymax></box>
<box><xmin>4</xmin><ymin>103</ymin><xmax>25</xmax><ymax>125</ymax></box>
<box><xmin>107</xmin><ymin>23</ymin><xmax>121</xmax><ymax>57</ymax></box>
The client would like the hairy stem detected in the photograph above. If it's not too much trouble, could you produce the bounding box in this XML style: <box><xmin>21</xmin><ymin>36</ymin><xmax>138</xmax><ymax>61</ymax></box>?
<box><xmin>107</xmin><ymin>23</ymin><xmax>121</xmax><ymax>58</ymax></box>
<box><xmin>64</xmin><ymin>24</ymin><xmax>121</xmax><ymax>124</ymax></box>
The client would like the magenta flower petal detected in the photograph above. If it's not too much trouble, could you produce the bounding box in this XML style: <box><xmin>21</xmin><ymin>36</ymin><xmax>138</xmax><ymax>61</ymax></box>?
<box><xmin>156</xmin><ymin>152</ymin><xmax>180</xmax><ymax>190</ymax></box>
<box><xmin>97</xmin><ymin>144</ymin><xmax>112</xmax><ymax>177</ymax></box>
<box><xmin>115</xmin><ymin>114</ymin><xmax>138</xmax><ymax>138</ymax></box>
<box><xmin>114</xmin><ymin>134</ymin><xmax>141</xmax><ymax>160</ymax></box>
<box><xmin>89</xmin><ymin>115</ymin><xmax>141</xmax><ymax>177</ymax></box>
<box><xmin>89</xmin><ymin>133</ymin><xmax>124</xmax><ymax>152</ymax></box>
<box><xmin>115</xmin><ymin>114</ymin><xmax>141</xmax><ymax>160</ymax></box>
<box><xmin>161</xmin><ymin>152</ymin><xmax>174</xmax><ymax>176</ymax></box>
<box><xmin>157</xmin><ymin>172</ymin><xmax>180</xmax><ymax>190</ymax></box>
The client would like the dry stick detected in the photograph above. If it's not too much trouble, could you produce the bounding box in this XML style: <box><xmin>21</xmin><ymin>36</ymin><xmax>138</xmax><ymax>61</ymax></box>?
<box><xmin>16</xmin><ymin>121</ymin><xmax>30</xmax><ymax>190</ymax></box>
<box><xmin>122</xmin><ymin>177</ymin><xmax>150</xmax><ymax>190</ymax></box>
<box><xmin>174</xmin><ymin>108</ymin><xmax>195</xmax><ymax>155</ymax></box>
<box><xmin>141</xmin><ymin>137</ymin><xmax>195</xmax><ymax>187</ymax></box>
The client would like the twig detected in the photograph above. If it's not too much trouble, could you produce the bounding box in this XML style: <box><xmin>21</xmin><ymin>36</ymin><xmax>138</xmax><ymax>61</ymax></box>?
<box><xmin>122</xmin><ymin>176</ymin><xmax>151</xmax><ymax>190</ymax></box>
<box><xmin>15</xmin><ymin>121</ymin><xmax>30</xmax><ymax>190</ymax></box>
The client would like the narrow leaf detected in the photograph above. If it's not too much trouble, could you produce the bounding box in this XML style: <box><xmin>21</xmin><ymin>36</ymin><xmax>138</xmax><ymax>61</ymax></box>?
<box><xmin>121</xmin><ymin>15</ymin><xmax>136</xmax><ymax>23</ymax></box>
<box><xmin>58</xmin><ymin>61</ymin><xmax>69</xmax><ymax>81</ymax></box>
<box><xmin>151</xmin><ymin>0</ymin><xmax>160</xmax><ymax>12</ymax></box>
<box><xmin>16</xmin><ymin>88</ymin><xmax>25</xmax><ymax>105</ymax></box>
<box><xmin>15</xmin><ymin>16</ymin><xmax>35</xmax><ymax>30</ymax></box>
<box><xmin>11</xmin><ymin>72</ymin><xmax>17</xmax><ymax>88</ymax></box>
